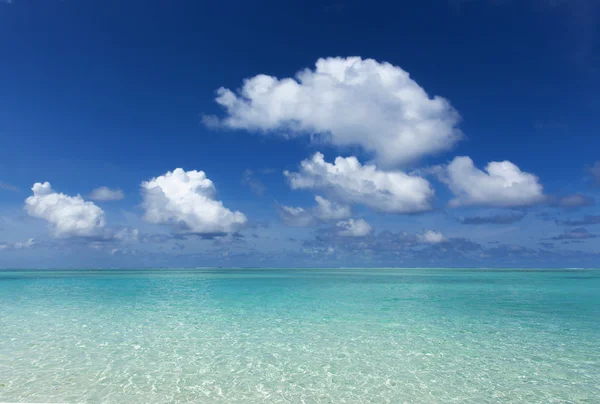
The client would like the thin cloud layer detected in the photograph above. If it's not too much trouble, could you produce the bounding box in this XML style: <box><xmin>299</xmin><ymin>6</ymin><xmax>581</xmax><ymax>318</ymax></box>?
<box><xmin>442</xmin><ymin>156</ymin><xmax>545</xmax><ymax>207</ymax></box>
<box><xmin>555</xmin><ymin>194</ymin><xmax>594</xmax><ymax>208</ymax></box>
<box><xmin>25</xmin><ymin>182</ymin><xmax>106</xmax><ymax>238</ymax></box>
<box><xmin>557</xmin><ymin>215</ymin><xmax>600</xmax><ymax>226</ymax></box>
<box><xmin>277</xmin><ymin>204</ymin><xmax>315</xmax><ymax>227</ymax></box>
<box><xmin>0</xmin><ymin>238</ymin><xmax>34</xmax><ymax>251</ymax></box>
<box><xmin>207</xmin><ymin>57</ymin><xmax>462</xmax><ymax>166</ymax></box>
<box><xmin>314</xmin><ymin>196</ymin><xmax>351</xmax><ymax>220</ymax></box>
<box><xmin>550</xmin><ymin>227</ymin><xmax>597</xmax><ymax>240</ymax></box>
<box><xmin>141</xmin><ymin>168</ymin><xmax>247</xmax><ymax>235</ymax></box>
<box><xmin>89</xmin><ymin>186</ymin><xmax>125</xmax><ymax>201</ymax></box>
<box><xmin>461</xmin><ymin>212</ymin><xmax>526</xmax><ymax>225</ymax></box>
<box><xmin>285</xmin><ymin>153</ymin><xmax>434</xmax><ymax>213</ymax></box>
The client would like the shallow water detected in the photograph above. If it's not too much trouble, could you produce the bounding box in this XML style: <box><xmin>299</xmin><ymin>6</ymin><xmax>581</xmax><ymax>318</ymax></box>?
<box><xmin>1</xmin><ymin>268</ymin><xmax>599</xmax><ymax>403</ymax></box>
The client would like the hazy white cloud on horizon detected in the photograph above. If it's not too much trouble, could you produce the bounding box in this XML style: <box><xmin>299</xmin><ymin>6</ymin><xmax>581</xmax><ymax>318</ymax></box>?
<box><xmin>205</xmin><ymin>57</ymin><xmax>462</xmax><ymax>166</ymax></box>
<box><xmin>441</xmin><ymin>156</ymin><xmax>545</xmax><ymax>207</ymax></box>
<box><xmin>285</xmin><ymin>153</ymin><xmax>434</xmax><ymax>213</ymax></box>
<box><xmin>25</xmin><ymin>182</ymin><xmax>106</xmax><ymax>238</ymax></box>
<box><xmin>141</xmin><ymin>168</ymin><xmax>247</xmax><ymax>235</ymax></box>
<box><xmin>89</xmin><ymin>186</ymin><xmax>125</xmax><ymax>201</ymax></box>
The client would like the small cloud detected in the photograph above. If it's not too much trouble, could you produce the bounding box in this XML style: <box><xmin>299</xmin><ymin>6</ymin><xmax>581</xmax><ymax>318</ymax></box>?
<box><xmin>276</xmin><ymin>203</ymin><xmax>315</xmax><ymax>227</ymax></box>
<box><xmin>314</xmin><ymin>196</ymin><xmax>351</xmax><ymax>221</ymax></box>
<box><xmin>419</xmin><ymin>230</ymin><xmax>447</xmax><ymax>244</ymax></box>
<box><xmin>461</xmin><ymin>212</ymin><xmax>526</xmax><ymax>225</ymax></box>
<box><xmin>241</xmin><ymin>169</ymin><xmax>266</xmax><ymax>196</ymax></box>
<box><xmin>0</xmin><ymin>238</ymin><xmax>34</xmax><ymax>251</ymax></box>
<box><xmin>114</xmin><ymin>228</ymin><xmax>139</xmax><ymax>243</ymax></box>
<box><xmin>89</xmin><ymin>186</ymin><xmax>125</xmax><ymax>201</ymax></box>
<box><xmin>336</xmin><ymin>218</ymin><xmax>372</xmax><ymax>237</ymax></box>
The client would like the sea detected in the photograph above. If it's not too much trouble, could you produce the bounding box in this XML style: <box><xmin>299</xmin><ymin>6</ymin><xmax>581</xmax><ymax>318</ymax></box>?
<box><xmin>1</xmin><ymin>268</ymin><xmax>599</xmax><ymax>403</ymax></box>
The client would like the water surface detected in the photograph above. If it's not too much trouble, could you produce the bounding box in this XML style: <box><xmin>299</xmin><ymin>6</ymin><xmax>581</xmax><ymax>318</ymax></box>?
<box><xmin>1</xmin><ymin>268</ymin><xmax>599</xmax><ymax>403</ymax></box>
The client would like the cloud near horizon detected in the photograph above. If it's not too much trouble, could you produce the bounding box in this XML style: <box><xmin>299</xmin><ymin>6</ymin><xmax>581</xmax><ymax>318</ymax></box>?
<box><xmin>441</xmin><ymin>156</ymin><xmax>545</xmax><ymax>207</ymax></box>
<box><xmin>285</xmin><ymin>153</ymin><xmax>434</xmax><ymax>213</ymax></box>
<box><xmin>141</xmin><ymin>168</ymin><xmax>247</xmax><ymax>235</ymax></box>
<box><xmin>25</xmin><ymin>182</ymin><xmax>106</xmax><ymax>238</ymax></box>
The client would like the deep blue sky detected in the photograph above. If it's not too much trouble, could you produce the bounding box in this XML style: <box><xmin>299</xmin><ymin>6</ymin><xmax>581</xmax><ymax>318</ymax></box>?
<box><xmin>1</xmin><ymin>0</ymin><xmax>598</xmax><ymax>268</ymax></box>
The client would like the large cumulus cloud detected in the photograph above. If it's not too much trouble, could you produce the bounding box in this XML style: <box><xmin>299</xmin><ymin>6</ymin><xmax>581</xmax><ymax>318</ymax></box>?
<box><xmin>206</xmin><ymin>57</ymin><xmax>462</xmax><ymax>166</ymax></box>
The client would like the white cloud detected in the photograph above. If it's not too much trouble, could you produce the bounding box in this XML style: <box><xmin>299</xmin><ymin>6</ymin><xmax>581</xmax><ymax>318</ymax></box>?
<box><xmin>442</xmin><ymin>156</ymin><xmax>545</xmax><ymax>207</ymax></box>
<box><xmin>277</xmin><ymin>204</ymin><xmax>315</xmax><ymax>227</ymax></box>
<box><xmin>419</xmin><ymin>230</ymin><xmax>446</xmax><ymax>244</ymax></box>
<box><xmin>0</xmin><ymin>238</ymin><xmax>34</xmax><ymax>251</ymax></box>
<box><xmin>14</xmin><ymin>238</ymin><xmax>35</xmax><ymax>249</ymax></box>
<box><xmin>141</xmin><ymin>168</ymin><xmax>247</xmax><ymax>234</ymax></box>
<box><xmin>336</xmin><ymin>218</ymin><xmax>372</xmax><ymax>237</ymax></box>
<box><xmin>89</xmin><ymin>186</ymin><xmax>125</xmax><ymax>201</ymax></box>
<box><xmin>284</xmin><ymin>153</ymin><xmax>434</xmax><ymax>213</ymax></box>
<box><xmin>114</xmin><ymin>228</ymin><xmax>139</xmax><ymax>243</ymax></box>
<box><xmin>206</xmin><ymin>57</ymin><xmax>462</xmax><ymax>166</ymax></box>
<box><xmin>277</xmin><ymin>196</ymin><xmax>349</xmax><ymax>227</ymax></box>
<box><xmin>25</xmin><ymin>182</ymin><xmax>106</xmax><ymax>238</ymax></box>
<box><xmin>314</xmin><ymin>195</ymin><xmax>351</xmax><ymax>220</ymax></box>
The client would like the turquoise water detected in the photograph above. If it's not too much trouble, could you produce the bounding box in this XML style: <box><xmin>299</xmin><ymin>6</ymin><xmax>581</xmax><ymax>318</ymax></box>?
<box><xmin>1</xmin><ymin>269</ymin><xmax>599</xmax><ymax>403</ymax></box>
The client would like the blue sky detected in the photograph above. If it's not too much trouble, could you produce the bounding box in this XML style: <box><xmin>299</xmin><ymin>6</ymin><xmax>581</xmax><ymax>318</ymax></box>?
<box><xmin>1</xmin><ymin>0</ymin><xmax>599</xmax><ymax>268</ymax></box>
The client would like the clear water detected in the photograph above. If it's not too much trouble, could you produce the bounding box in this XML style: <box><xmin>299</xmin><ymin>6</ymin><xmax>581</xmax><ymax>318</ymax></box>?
<box><xmin>1</xmin><ymin>268</ymin><xmax>599</xmax><ymax>403</ymax></box>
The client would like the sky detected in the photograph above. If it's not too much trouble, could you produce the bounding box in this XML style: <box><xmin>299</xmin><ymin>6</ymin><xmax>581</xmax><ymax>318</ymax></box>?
<box><xmin>1</xmin><ymin>0</ymin><xmax>599</xmax><ymax>268</ymax></box>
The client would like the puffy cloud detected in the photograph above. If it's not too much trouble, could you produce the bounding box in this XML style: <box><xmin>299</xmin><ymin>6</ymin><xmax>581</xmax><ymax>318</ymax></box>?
<box><xmin>441</xmin><ymin>156</ymin><xmax>545</xmax><ymax>207</ymax></box>
<box><xmin>206</xmin><ymin>57</ymin><xmax>462</xmax><ymax>166</ymax></box>
<box><xmin>419</xmin><ymin>230</ymin><xmax>446</xmax><ymax>244</ymax></box>
<box><xmin>461</xmin><ymin>212</ymin><xmax>526</xmax><ymax>225</ymax></box>
<box><xmin>141</xmin><ymin>168</ymin><xmax>247</xmax><ymax>235</ymax></box>
<box><xmin>314</xmin><ymin>196</ymin><xmax>351</xmax><ymax>220</ymax></box>
<box><xmin>276</xmin><ymin>204</ymin><xmax>315</xmax><ymax>227</ymax></box>
<box><xmin>25</xmin><ymin>182</ymin><xmax>106</xmax><ymax>238</ymax></box>
<box><xmin>284</xmin><ymin>153</ymin><xmax>434</xmax><ymax>213</ymax></box>
<box><xmin>89</xmin><ymin>186</ymin><xmax>125</xmax><ymax>201</ymax></box>
<box><xmin>336</xmin><ymin>218</ymin><xmax>372</xmax><ymax>237</ymax></box>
